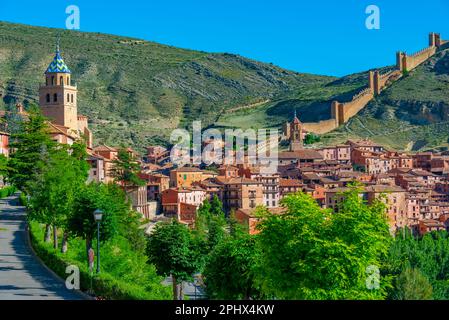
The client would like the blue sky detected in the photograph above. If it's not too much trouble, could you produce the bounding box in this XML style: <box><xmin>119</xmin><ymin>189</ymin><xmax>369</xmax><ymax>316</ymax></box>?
<box><xmin>1</xmin><ymin>0</ymin><xmax>448</xmax><ymax>76</ymax></box>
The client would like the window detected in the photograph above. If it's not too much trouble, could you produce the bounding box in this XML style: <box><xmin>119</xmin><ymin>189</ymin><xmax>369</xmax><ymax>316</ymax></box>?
<box><xmin>60</xmin><ymin>76</ymin><xmax>63</xmax><ymax>85</ymax></box>
<box><xmin>272</xmin><ymin>201</ymin><xmax>275</xmax><ymax>206</ymax></box>
<box><xmin>67</xmin><ymin>76</ymin><xmax>70</xmax><ymax>85</ymax></box>
<box><xmin>71</xmin><ymin>94</ymin><xmax>74</xmax><ymax>103</ymax></box>
<box><xmin>46</xmin><ymin>94</ymin><xmax>50</xmax><ymax>103</ymax></box>
<box><xmin>51</xmin><ymin>76</ymin><xmax>55</xmax><ymax>85</ymax></box>
<box><xmin>53</xmin><ymin>93</ymin><xmax>58</xmax><ymax>102</ymax></box>
<box><xmin>67</xmin><ymin>93</ymin><xmax>70</xmax><ymax>102</ymax></box>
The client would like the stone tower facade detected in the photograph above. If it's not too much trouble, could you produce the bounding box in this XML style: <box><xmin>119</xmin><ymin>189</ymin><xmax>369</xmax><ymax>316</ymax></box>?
<box><xmin>39</xmin><ymin>46</ymin><xmax>78</xmax><ymax>135</ymax></box>
<box><xmin>289</xmin><ymin>111</ymin><xmax>303</xmax><ymax>151</ymax></box>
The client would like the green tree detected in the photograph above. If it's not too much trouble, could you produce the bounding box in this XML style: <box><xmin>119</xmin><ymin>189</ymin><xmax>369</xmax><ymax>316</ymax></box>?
<box><xmin>210</xmin><ymin>195</ymin><xmax>224</xmax><ymax>216</ymax></box>
<box><xmin>304</xmin><ymin>133</ymin><xmax>321</xmax><ymax>145</ymax></box>
<box><xmin>204</xmin><ymin>228</ymin><xmax>260</xmax><ymax>299</ymax></box>
<box><xmin>0</xmin><ymin>154</ymin><xmax>9</xmax><ymax>183</ymax></box>
<box><xmin>110</xmin><ymin>148</ymin><xmax>144</xmax><ymax>189</ymax></box>
<box><xmin>8</xmin><ymin>106</ymin><xmax>55</xmax><ymax>193</ymax></box>
<box><xmin>394</xmin><ymin>268</ymin><xmax>433</xmax><ymax>300</ymax></box>
<box><xmin>67</xmin><ymin>183</ymin><xmax>125</xmax><ymax>265</ymax></box>
<box><xmin>147</xmin><ymin>220</ymin><xmax>198</xmax><ymax>300</ymax></box>
<box><xmin>28</xmin><ymin>143</ymin><xmax>88</xmax><ymax>250</ymax></box>
<box><xmin>255</xmin><ymin>188</ymin><xmax>392</xmax><ymax>300</ymax></box>
<box><xmin>385</xmin><ymin>230</ymin><xmax>449</xmax><ymax>299</ymax></box>
<box><xmin>193</xmin><ymin>197</ymin><xmax>227</xmax><ymax>268</ymax></box>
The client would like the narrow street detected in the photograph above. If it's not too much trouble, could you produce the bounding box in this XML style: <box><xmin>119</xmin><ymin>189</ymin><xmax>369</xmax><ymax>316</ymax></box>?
<box><xmin>0</xmin><ymin>194</ymin><xmax>84</xmax><ymax>300</ymax></box>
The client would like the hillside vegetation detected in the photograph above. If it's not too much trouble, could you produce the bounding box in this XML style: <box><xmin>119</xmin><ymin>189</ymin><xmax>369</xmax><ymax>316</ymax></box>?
<box><xmin>0</xmin><ymin>21</ymin><xmax>332</xmax><ymax>149</ymax></box>
<box><xmin>1</xmin><ymin>21</ymin><xmax>448</xmax><ymax>152</ymax></box>
<box><xmin>320</xmin><ymin>47</ymin><xmax>449</xmax><ymax>152</ymax></box>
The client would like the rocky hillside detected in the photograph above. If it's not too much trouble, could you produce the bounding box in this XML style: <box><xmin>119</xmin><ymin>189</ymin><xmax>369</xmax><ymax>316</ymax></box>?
<box><xmin>0</xmin><ymin>21</ymin><xmax>333</xmax><ymax>150</ymax></box>
<box><xmin>321</xmin><ymin>46</ymin><xmax>449</xmax><ymax>152</ymax></box>
<box><xmin>1</xmin><ymin>21</ymin><xmax>448</xmax><ymax>152</ymax></box>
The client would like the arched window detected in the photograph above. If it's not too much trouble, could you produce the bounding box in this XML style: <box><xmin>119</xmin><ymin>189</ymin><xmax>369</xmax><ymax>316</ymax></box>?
<box><xmin>60</xmin><ymin>76</ymin><xmax>63</xmax><ymax>85</ymax></box>
<box><xmin>53</xmin><ymin>93</ymin><xmax>58</xmax><ymax>102</ymax></box>
<box><xmin>67</xmin><ymin>76</ymin><xmax>70</xmax><ymax>85</ymax></box>
<box><xmin>51</xmin><ymin>76</ymin><xmax>55</xmax><ymax>85</ymax></box>
<box><xmin>71</xmin><ymin>94</ymin><xmax>74</xmax><ymax>103</ymax></box>
<box><xmin>67</xmin><ymin>93</ymin><xmax>70</xmax><ymax>102</ymax></box>
<box><xmin>46</xmin><ymin>93</ymin><xmax>50</xmax><ymax>103</ymax></box>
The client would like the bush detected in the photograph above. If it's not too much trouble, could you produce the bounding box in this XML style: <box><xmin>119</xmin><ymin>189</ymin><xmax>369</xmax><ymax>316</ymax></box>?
<box><xmin>0</xmin><ymin>185</ymin><xmax>17</xmax><ymax>198</ymax></box>
<box><xmin>28</xmin><ymin>221</ymin><xmax>171</xmax><ymax>300</ymax></box>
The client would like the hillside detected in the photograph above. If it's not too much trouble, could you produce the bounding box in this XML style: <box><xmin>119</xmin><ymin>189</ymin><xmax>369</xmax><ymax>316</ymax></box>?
<box><xmin>320</xmin><ymin>46</ymin><xmax>449</xmax><ymax>152</ymax></box>
<box><xmin>1</xmin><ymin>21</ymin><xmax>448</xmax><ymax>152</ymax></box>
<box><xmin>0</xmin><ymin>21</ymin><xmax>336</xmax><ymax>150</ymax></box>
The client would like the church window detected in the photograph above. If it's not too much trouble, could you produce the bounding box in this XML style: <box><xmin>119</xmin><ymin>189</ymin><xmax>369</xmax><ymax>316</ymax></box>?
<box><xmin>71</xmin><ymin>94</ymin><xmax>74</xmax><ymax>103</ymax></box>
<box><xmin>54</xmin><ymin>93</ymin><xmax>58</xmax><ymax>102</ymax></box>
<box><xmin>46</xmin><ymin>94</ymin><xmax>50</xmax><ymax>103</ymax></box>
<box><xmin>51</xmin><ymin>76</ymin><xmax>55</xmax><ymax>85</ymax></box>
<box><xmin>67</xmin><ymin>94</ymin><xmax>70</xmax><ymax>102</ymax></box>
<box><xmin>60</xmin><ymin>76</ymin><xmax>63</xmax><ymax>85</ymax></box>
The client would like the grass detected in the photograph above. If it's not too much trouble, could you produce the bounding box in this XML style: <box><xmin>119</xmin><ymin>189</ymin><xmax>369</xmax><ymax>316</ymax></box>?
<box><xmin>29</xmin><ymin>221</ymin><xmax>171</xmax><ymax>300</ymax></box>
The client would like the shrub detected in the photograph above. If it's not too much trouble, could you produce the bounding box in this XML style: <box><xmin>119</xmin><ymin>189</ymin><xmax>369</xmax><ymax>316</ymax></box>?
<box><xmin>28</xmin><ymin>221</ymin><xmax>170</xmax><ymax>300</ymax></box>
<box><xmin>0</xmin><ymin>185</ymin><xmax>17</xmax><ymax>198</ymax></box>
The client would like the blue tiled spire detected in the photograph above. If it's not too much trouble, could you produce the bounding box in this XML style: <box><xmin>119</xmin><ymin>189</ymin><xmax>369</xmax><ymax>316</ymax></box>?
<box><xmin>45</xmin><ymin>39</ymin><xmax>71</xmax><ymax>74</ymax></box>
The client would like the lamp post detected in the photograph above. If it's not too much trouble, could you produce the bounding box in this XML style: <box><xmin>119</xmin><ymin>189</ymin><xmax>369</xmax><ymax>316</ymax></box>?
<box><xmin>93</xmin><ymin>209</ymin><xmax>103</xmax><ymax>274</ymax></box>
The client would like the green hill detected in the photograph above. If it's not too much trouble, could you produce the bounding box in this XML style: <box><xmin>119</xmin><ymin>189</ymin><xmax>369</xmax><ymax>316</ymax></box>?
<box><xmin>0</xmin><ymin>21</ymin><xmax>335</xmax><ymax>149</ymax></box>
<box><xmin>1</xmin><ymin>21</ymin><xmax>448</xmax><ymax>152</ymax></box>
<box><xmin>320</xmin><ymin>46</ymin><xmax>449</xmax><ymax>152</ymax></box>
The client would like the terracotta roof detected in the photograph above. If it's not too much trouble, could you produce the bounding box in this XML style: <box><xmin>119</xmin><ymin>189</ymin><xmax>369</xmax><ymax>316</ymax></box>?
<box><xmin>172</xmin><ymin>166</ymin><xmax>202</xmax><ymax>172</ymax></box>
<box><xmin>279</xmin><ymin>149</ymin><xmax>323</xmax><ymax>160</ymax></box>
<box><xmin>420</xmin><ymin>219</ymin><xmax>444</xmax><ymax>228</ymax></box>
<box><xmin>327</xmin><ymin>185</ymin><xmax>405</xmax><ymax>193</ymax></box>
<box><xmin>94</xmin><ymin>144</ymin><xmax>117</xmax><ymax>152</ymax></box>
<box><xmin>215</xmin><ymin>176</ymin><xmax>261</xmax><ymax>185</ymax></box>
<box><xmin>279</xmin><ymin>178</ymin><xmax>303</xmax><ymax>187</ymax></box>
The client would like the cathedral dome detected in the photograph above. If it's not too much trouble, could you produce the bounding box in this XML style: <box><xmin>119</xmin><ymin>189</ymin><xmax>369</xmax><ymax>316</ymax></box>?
<box><xmin>45</xmin><ymin>49</ymin><xmax>71</xmax><ymax>74</ymax></box>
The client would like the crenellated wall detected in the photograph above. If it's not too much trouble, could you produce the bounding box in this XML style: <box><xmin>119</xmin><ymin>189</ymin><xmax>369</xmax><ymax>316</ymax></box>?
<box><xmin>302</xmin><ymin>118</ymin><xmax>338</xmax><ymax>134</ymax></box>
<box><xmin>397</xmin><ymin>46</ymin><xmax>437</xmax><ymax>72</ymax></box>
<box><xmin>339</xmin><ymin>88</ymin><xmax>374</xmax><ymax>124</ymax></box>
<box><xmin>300</xmin><ymin>33</ymin><xmax>446</xmax><ymax>135</ymax></box>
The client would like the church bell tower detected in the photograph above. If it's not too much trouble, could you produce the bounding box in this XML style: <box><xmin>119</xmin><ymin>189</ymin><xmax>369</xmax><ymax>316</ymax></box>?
<box><xmin>39</xmin><ymin>41</ymin><xmax>78</xmax><ymax>134</ymax></box>
<box><xmin>289</xmin><ymin>110</ymin><xmax>303</xmax><ymax>151</ymax></box>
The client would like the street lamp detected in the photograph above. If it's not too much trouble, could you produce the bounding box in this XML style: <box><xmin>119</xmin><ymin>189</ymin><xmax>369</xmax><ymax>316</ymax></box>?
<box><xmin>93</xmin><ymin>209</ymin><xmax>103</xmax><ymax>274</ymax></box>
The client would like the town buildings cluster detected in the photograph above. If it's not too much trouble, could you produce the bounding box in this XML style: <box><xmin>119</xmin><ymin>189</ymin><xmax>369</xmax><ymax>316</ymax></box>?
<box><xmin>0</xmin><ymin>44</ymin><xmax>448</xmax><ymax>238</ymax></box>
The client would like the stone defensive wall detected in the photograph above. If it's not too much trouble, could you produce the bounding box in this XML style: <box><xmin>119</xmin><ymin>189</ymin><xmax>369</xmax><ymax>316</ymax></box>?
<box><xmin>302</xmin><ymin>118</ymin><xmax>338</xmax><ymax>134</ymax></box>
<box><xmin>302</xmin><ymin>32</ymin><xmax>446</xmax><ymax>135</ymax></box>
<box><xmin>396</xmin><ymin>46</ymin><xmax>436</xmax><ymax>72</ymax></box>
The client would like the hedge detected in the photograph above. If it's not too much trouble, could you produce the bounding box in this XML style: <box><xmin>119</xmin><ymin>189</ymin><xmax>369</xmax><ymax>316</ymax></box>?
<box><xmin>0</xmin><ymin>186</ymin><xmax>17</xmax><ymax>198</ymax></box>
<box><xmin>28</xmin><ymin>222</ymin><xmax>167</xmax><ymax>300</ymax></box>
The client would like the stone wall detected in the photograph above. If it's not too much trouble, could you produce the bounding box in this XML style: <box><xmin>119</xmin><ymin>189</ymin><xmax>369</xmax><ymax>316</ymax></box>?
<box><xmin>303</xmin><ymin>119</ymin><xmax>338</xmax><ymax>134</ymax></box>
<box><xmin>397</xmin><ymin>46</ymin><xmax>437</xmax><ymax>72</ymax></box>
<box><xmin>340</xmin><ymin>88</ymin><xmax>374</xmax><ymax>124</ymax></box>
<box><xmin>302</xmin><ymin>32</ymin><xmax>445</xmax><ymax>136</ymax></box>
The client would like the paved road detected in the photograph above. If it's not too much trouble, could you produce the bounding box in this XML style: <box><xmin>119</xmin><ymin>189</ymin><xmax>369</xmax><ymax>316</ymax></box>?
<box><xmin>0</xmin><ymin>194</ymin><xmax>84</xmax><ymax>300</ymax></box>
